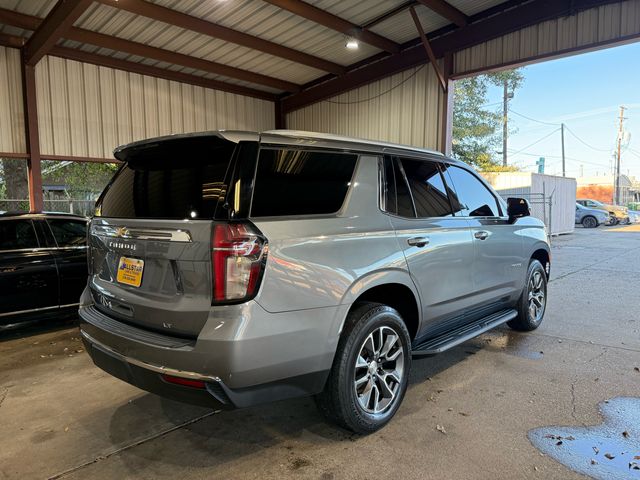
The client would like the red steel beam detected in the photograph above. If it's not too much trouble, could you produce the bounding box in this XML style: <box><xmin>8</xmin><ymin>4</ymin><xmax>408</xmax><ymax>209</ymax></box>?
<box><xmin>0</xmin><ymin>8</ymin><xmax>300</xmax><ymax>92</ymax></box>
<box><xmin>21</xmin><ymin>61</ymin><xmax>44</xmax><ymax>212</ymax></box>
<box><xmin>409</xmin><ymin>6</ymin><xmax>446</xmax><ymax>90</ymax></box>
<box><xmin>263</xmin><ymin>0</ymin><xmax>400</xmax><ymax>54</ymax></box>
<box><xmin>97</xmin><ymin>0</ymin><xmax>345</xmax><ymax>76</ymax></box>
<box><xmin>282</xmin><ymin>0</ymin><xmax>621</xmax><ymax>112</ymax></box>
<box><xmin>23</xmin><ymin>0</ymin><xmax>92</xmax><ymax>66</ymax></box>
<box><xmin>416</xmin><ymin>0</ymin><xmax>468</xmax><ymax>28</ymax></box>
<box><xmin>0</xmin><ymin>31</ymin><xmax>277</xmax><ymax>100</ymax></box>
<box><xmin>0</xmin><ymin>33</ymin><xmax>26</xmax><ymax>48</ymax></box>
<box><xmin>49</xmin><ymin>45</ymin><xmax>278</xmax><ymax>101</ymax></box>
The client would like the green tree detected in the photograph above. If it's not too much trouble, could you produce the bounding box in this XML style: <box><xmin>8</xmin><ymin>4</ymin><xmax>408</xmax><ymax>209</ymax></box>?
<box><xmin>452</xmin><ymin>69</ymin><xmax>524</xmax><ymax>171</ymax></box>
<box><xmin>41</xmin><ymin>161</ymin><xmax>118</xmax><ymax>198</ymax></box>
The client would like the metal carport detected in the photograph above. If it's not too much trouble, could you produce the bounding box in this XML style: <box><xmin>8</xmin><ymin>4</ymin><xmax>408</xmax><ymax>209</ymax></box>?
<box><xmin>0</xmin><ymin>0</ymin><xmax>639</xmax><ymax>212</ymax></box>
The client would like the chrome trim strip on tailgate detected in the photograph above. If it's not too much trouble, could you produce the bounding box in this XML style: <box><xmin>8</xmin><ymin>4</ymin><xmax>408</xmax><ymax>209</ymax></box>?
<box><xmin>80</xmin><ymin>329</ymin><xmax>221</xmax><ymax>382</ymax></box>
<box><xmin>90</xmin><ymin>224</ymin><xmax>192</xmax><ymax>242</ymax></box>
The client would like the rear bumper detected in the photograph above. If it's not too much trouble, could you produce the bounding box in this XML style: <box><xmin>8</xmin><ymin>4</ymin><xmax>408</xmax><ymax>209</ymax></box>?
<box><xmin>78</xmin><ymin>290</ymin><xmax>344</xmax><ymax>408</ymax></box>
<box><xmin>81</xmin><ymin>330</ymin><xmax>230</xmax><ymax>409</ymax></box>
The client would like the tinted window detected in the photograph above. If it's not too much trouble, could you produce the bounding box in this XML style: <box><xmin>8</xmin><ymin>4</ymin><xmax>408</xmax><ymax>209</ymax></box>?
<box><xmin>33</xmin><ymin>220</ymin><xmax>56</xmax><ymax>247</ymax></box>
<box><xmin>382</xmin><ymin>157</ymin><xmax>397</xmax><ymax>215</ymax></box>
<box><xmin>251</xmin><ymin>149</ymin><xmax>358</xmax><ymax>217</ymax></box>
<box><xmin>48</xmin><ymin>219</ymin><xmax>87</xmax><ymax>247</ymax></box>
<box><xmin>393</xmin><ymin>158</ymin><xmax>415</xmax><ymax>217</ymax></box>
<box><xmin>400</xmin><ymin>158</ymin><xmax>452</xmax><ymax>217</ymax></box>
<box><xmin>443</xmin><ymin>165</ymin><xmax>500</xmax><ymax>217</ymax></box>
<box><xmin>0</xmin><ymin>220</ymin><xmax>39</xmax><ymax>250</ymax></box>
<box><xmin>96</xmin><ymin>135</ymin><xmax>241</xmax><ymax>219</ymax></box>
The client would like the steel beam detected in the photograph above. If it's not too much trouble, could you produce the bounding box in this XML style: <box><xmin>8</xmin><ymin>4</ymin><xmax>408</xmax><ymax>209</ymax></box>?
<box><xmin>440</xmin><ymin>52</ymin><xmax>454</xmax><ymax>155</ymax></box>
<box><xmin>281</xmin><ymin>0</ymin><xmax>621</xmax><ymax>112</ymax></box>
<box><xmin>409</xmin><ymin>6</ymin><xmax>446</xmax><ymax>90</ymax></box>
<box><xmin>21</xmin><ymin>60</ymin><xmax>43</xmax><ymax>212</ymax></box>
<box><xmin>97</xmin><ymin>0</ymin><xmax>345</xmax><ymax>75</ymax></box>
<box><xmin>49</xmin><ymin>46</ymin><xmax>278</xmax><ymax>101</ymax></box>
<box><xmin>0</xmin><ymin>8</ymin><xmax>300</xmax><ymax>92</ymax></box>
<box><xmin>263</xmin><ymin>0</ymin><xmax>400</xmax><ymax>54</ymax></box>
<box><xmin>0</xmin><ymin>31</ymin><xmax>277</xmax><ymax>100</ymax></box>
<box><xmin>0</xmin><ymin>33</ymin><xmax>25</xmax><ymax>48</ymax></box>
<box><xmin>416</xmin><ymin>0</ymin><xmax>468</xmax><ymax>28</ymax></box>
<box><xmin>23</xmin><ymin>0</ymin><xmax>92</xmax><ymax>66</ymax></box>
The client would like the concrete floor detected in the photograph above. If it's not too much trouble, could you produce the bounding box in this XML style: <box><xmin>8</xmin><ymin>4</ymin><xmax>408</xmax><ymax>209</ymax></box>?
<box><xmin>1</xmin><ymin>226</ymin><xmax>639</xmax><ymax>480</ymax></box>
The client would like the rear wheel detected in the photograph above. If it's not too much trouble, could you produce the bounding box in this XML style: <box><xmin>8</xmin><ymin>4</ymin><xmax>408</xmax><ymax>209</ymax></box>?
<box><xmin>508</xmin><ymin>260</ymin><xmax>547</xmax><ymax>331</ymax></box>
<box><xmin>316</xmin><ymin>303</ymin><xmax>411</xmax><ymax>434</ymax></box>
<box><xmin>581</xmin><ymin>216</ymin><xmax>598</xmax><ymax>228</ymax></box>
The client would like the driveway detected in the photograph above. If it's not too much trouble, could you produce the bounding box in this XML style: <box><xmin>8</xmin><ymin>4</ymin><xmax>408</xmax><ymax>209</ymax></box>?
<box><xmin>1</xmin><ymin>226</ymin><xmax>639</xmax><ymax>480</ymax></box>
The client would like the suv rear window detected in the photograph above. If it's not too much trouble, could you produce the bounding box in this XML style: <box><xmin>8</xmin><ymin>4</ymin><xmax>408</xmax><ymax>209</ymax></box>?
<box><xmin>250</xmin><ymin>149</ymin><xmax>358</xmax><ymax>217</ymax></box>
<box><xmin>95</xmin><ymin>135</ymin><xmax>239</xmax><ymax>219</ymax></box>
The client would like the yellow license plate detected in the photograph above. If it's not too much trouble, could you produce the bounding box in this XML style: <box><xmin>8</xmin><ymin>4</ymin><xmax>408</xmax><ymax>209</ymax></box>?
<box><xmin>116</xmin><ymin>257</ymin><xmax>144</xmax><ymax>287</ymax></box>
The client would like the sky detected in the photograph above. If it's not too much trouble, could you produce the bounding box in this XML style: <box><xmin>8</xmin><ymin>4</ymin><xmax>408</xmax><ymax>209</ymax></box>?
<box><xmin>481</xmin><ymin>41</ymin><xmax>640</xmax><ymax>179</ymax></box>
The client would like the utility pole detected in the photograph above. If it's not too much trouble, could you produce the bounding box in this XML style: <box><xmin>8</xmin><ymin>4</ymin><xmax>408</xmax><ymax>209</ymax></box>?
<box><xmin>561</xmin><ymin>123</ymin><xmax>566</xmax><ymax>177</ymax></box>
<box><xmin>502</xmin><ymin>79</ymin><xmax>509</xmax><ymax>167</ymax></box>
<box><xmin>615</xmin><ymin>106</ymin><xmax>626</xmax><ymax>205</ymax></box>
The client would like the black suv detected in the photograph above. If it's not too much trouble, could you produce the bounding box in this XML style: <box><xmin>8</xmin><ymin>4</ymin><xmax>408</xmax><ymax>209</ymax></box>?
<box><xmin>0</xmin><ymin>212</ymin><xmax>88</xmax><ymax>326</ymax></box>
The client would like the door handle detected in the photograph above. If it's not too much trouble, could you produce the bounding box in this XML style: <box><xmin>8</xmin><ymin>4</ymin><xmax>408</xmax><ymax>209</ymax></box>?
<box><xmin>407</xmin><ymin>237</ymin><xmax>430</xmax><ymax>247</ymax></box>
<box><xmin>474</xmin><ymin>231</ymin><xmax>491</xmax><ymax>240</ymax></box>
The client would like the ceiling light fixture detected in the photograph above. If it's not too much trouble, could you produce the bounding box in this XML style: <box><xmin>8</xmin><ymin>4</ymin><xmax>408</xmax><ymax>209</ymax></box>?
<box><xmin>345</xmin><ymin>38</ymin><xmax>359</xmax><ymax>50</ymax></box>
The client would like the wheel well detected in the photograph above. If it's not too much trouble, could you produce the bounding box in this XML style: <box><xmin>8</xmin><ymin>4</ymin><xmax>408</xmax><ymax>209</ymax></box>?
<box><xmin>351</xmin><ymin>283</ymin><xmax>419</xmax><ymax>340</ymax></box>
<box><xmin>531</xmin><ymin>249</ymin><xmax>550</xmax><ymax>276</ymax></box>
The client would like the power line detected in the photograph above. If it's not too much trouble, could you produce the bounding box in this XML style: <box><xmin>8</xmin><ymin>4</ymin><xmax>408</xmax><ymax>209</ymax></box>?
<box><xmin>563</xmin><ymin>125</ymin><xmax>613</xmax><ymax>153</ymax></box>
<box><xmin>508</xmin><ymin>109</ymin><xmax>560</xmax><ymax>126</ymax></box>
<box><xmin>508</xmin><ymin>128</ymin><xmax>561</xmax><ymax>157</ymax></box>
<box><xmin>506</xmin><ymin>149</ymin><xmax>607</xmax><ymax>167</ymax></box>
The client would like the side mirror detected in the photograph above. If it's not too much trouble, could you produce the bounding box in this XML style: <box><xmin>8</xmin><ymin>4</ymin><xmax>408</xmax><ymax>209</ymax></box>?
<box><xmin>507</xmin><ymin>197</ymin><xmax>530</xmax><ymax>222</ymax></box>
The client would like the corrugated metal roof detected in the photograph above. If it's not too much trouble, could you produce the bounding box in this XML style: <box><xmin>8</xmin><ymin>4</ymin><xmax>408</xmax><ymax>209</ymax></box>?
<box><xmin>0</xmin><ymin>0</ymin><xmax>511</xmax><ymax>96</ymax></box>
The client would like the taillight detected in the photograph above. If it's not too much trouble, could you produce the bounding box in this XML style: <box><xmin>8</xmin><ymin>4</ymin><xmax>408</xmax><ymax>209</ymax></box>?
<box><xmin>212</xmin><ymin>222</ymin><xmax>268</xmax><ymax>303</ymax></box>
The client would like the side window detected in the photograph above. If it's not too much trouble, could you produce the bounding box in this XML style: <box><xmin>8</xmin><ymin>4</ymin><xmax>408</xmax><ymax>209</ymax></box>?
<box><xmin>393</xmin><ymin>158</ymin><xmax>416</xmax><ymax>217</ymax></box>
<box><xmin>47</xmin><ymin>219</ymin><xmax>87</xmax><ymax>247</ymax></box>
<box><xmin>382</xmin><ymin>156</ymin><xmax>397</xmax><ymax>215</ymax></box>
<box><xmin>400</xmin><ymin>158</ymin><xmax>453</xmax><ymax>217</ymax></box>
<box><xmin>0</xmin><ymin>220</ymin><xmax>39</xmax><ymax>250</ymax></box>
<box><xmin>33</xmin><ymin>220</ymin><xmax>56</xmax><ymax>247</ymax></box>
<box><xmin>442</xmin><ymin>165</ymin><xmax>501</xmax><ymax>217</ymax></box>
<box><xmin>251</xmin><ymin>149</ymin><xmax>358</xmax><ymax>217</ymax></box>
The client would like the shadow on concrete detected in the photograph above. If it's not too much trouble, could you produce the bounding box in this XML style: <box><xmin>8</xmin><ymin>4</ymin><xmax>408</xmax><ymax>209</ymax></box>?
<box><xmin>101</xmin><ymin>339</ymin><xmax>493</xmax><ymax>471</ymax></box>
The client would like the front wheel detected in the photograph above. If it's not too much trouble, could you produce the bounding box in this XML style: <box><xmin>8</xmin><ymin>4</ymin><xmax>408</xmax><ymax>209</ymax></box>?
<box><xmin>581</xmin><ymin>216</ymin><xmax>598</xmax><ymax>228</ymax></box>
<box><xmin>315</xmin><ymin>303</ymin><xmax>411</xmax><ymax>434</ymax></box>
<box><xmin>508</xmin><ymin>260</ymin><xmax>547</xmax><ymax>331</ymax></box>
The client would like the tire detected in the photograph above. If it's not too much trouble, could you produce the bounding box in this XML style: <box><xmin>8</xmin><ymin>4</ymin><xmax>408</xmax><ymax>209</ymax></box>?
<box><xmin>581</xmin><ymin>216</ymin><xmax>598</xmax><ymax>228</ymax></box>
<box><xmin>508</xmin><ymin>260</ymin><xmax>547</xmax><ymax>332</ymax></box>
<box><xmin>315</xmin><ymin>302</ymin><xmax>411</xmax><ymax>434</ymax></box>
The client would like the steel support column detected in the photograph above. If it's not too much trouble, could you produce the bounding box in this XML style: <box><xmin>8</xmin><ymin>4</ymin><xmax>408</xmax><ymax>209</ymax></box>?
<box><xmin>275</xmin><ymin>100</ymin><xmax>286</xmax><ymax>129</ymax></box>
<box><xmin>21</xmin><ymin>60</ymin><xmax>43</xmax><ymax>212</ymax></box>
<box><xmin>440</xmin><ymin>52</ymin><xmax>454</xmax><ymax>156</ymax></box>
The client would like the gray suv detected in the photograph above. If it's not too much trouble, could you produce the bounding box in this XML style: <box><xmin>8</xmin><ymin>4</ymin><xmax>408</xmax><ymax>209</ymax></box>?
<box><xmin>80</xmin><ymin>130</ymin><xmax>550</xmax><ymax>433</ymax></box>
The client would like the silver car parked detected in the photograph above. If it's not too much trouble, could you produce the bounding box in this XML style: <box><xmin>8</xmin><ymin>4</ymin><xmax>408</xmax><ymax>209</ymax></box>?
<box><xmin>575</xmin><ymin>203</ymin><xmax>609</xmax><ymax>228</ymax></box>
<box><xmin>80</xmin><ymin>130</ymin><xmax>550</xmax><ymax>433</ymax></box>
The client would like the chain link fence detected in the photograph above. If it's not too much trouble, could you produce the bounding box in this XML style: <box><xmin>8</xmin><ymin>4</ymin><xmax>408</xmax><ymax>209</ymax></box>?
<box><xmin>0</xmin><ymin>199</ymin><xmax>96</xmax><ymax>217</ymax></box>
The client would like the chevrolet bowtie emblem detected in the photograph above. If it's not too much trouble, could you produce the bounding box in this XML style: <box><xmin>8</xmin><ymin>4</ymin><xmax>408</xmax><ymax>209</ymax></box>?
<box><xmin>115</xmin><ymin>226</ymin><xmax>129</xmax><ymax>238</ymax></box>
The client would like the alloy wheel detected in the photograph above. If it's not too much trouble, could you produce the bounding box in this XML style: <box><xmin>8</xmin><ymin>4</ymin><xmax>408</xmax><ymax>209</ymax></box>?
<box><xmin>528</xmin><ymin>270</ymin><xmax>546</xmax><ymax>323</ymax></box>
<box><xmin>354</xmin><ymin>326</ymin><xmax>405</xmax><ymax>415</ymax></box>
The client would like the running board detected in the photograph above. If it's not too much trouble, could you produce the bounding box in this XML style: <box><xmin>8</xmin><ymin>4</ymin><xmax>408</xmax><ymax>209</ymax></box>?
<box><xmin>411</xmin><ymin>309</ymin><xmax>517</xmax><ymax>357</ymax></box>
